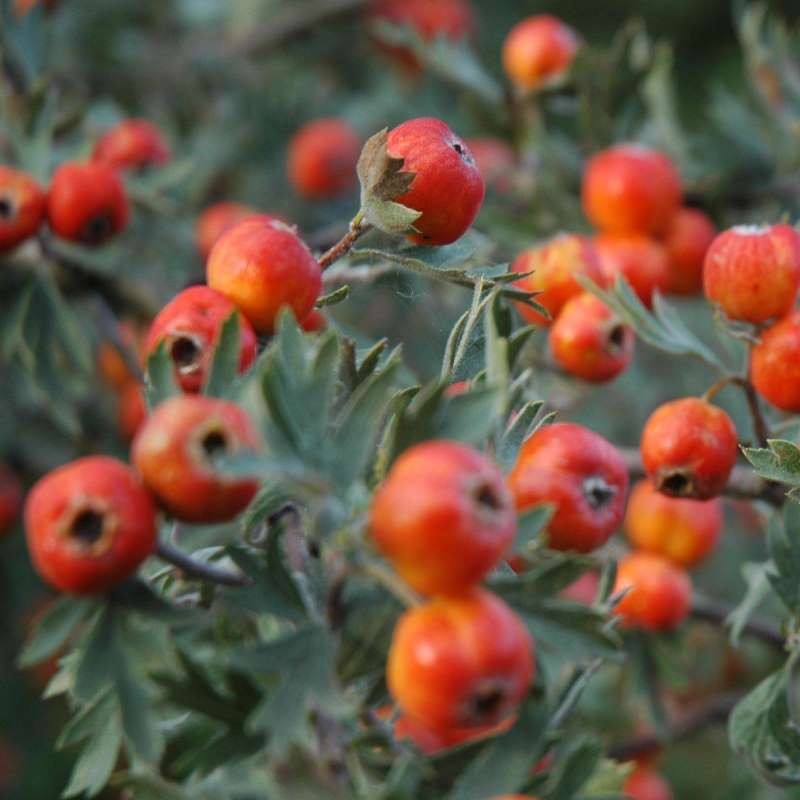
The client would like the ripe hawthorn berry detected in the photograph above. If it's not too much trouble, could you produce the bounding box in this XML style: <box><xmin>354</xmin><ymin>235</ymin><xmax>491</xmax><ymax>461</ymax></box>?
<box><xmin>508</xmin><ymin>422</ymin><xmax>628</xmax><ymax>553</ymax></box>
<box><xmin>613</xmin><ymin>552</ymin><xmax>691</xmax><ymax>631</ymax></box>
<box><xmin>0</xmin><ymin>465</ymin><xmax>23</xmax><ymax>536</ymax></box>
<box><xmin>196</xmin><ymin>202</ymin><xmax>257</xmax><ymax>262</ymax></box>
<box><xmin>624</xmin><ymin>765</ymin><xmax>673</xmax><ymax>800</ymax></box>
<box><xmin>595</xmin><ymin>233</ymin><xmax>670</xmax><ymax>308</ymax></box>
<box><xmin>301</xmin><ymin>308</ymin><xmax>327</xmax><ymax>332</ymax></box>
<box><xmin>47</xmin><ymin>161</ymin><xmax>129</xmax><ymax>245</ymax></box>
<box><xmin>118</xmin><ymin>381</ymin><xmax>147</xmax><ymax>442</ymax></box>
<box><xmin>132</xmin><ymin>394</ymin><xmax>260</xmax><ymax>524</ymax></box>
<box><xmin>549</xmin><ymin>292</ymin><xmax>634</xmax><ymax>383</ymax></box>
<box><xmin>582</xmin><ymin>145</ymin><xmax>682</xmax><ymax>236</ymax></box>
<box><xmin>703</xmin><ymin>224</ymin><xmax>800</xmax><ymax>324</ymax></box>
<box><xmin>751</xmin><ymin>310</ymin><xmax>800</xmax><ymax>411</ymax></box>
<box><xmin>287</xmin><ymin>118</ymin><xmax>360</xmax><ymax>199</ymax></box>
<box><xmin>92</xmin><ymin>119</ymin><xmax>171</xmax><ymax>172</ymax></box>
<box><xmin>625</xmin><ymin>479</ymin><xmax>723</xmax><ymax>568</ymax></box>
<box><xmin>465</xmin><ymin>137</ymin><xmax>516</xmax><ymax>193</ymax></box>
<box><xmin>367</xmin><ymin>0</ymin><xmax>473</xmax><ymax>71</ymax></box>
<box><xmin>207</xmin><ymin>215</ymin><xmax>322</xmax><ymax>334</ymax></box>
<box><xmin>24</xmin><ymin>456</ymin><xmax>157</xmax><ymax>594</ymax></box>
<box><xmin>393</xmin><ymin>712</ymin><xmax>513</xmax><ymax>755</ymax></box>
<box><xmin>387</xmin><ymin>588</ymin><xmax>534</xmax><ymax>731</ymax></box>
<box><xmin>386</xmin><ymin>117</ymin><xmax>485</xmax><ymax>246</ymax></box>
<box><xmin>369</xmin><ymin>440</ymin><xmax>515</xmax><ymax>596</ymax></box>
<box><xmin>662</xmin><ymin>207</ymin><xmax>716</xmax><ymax>295</ymax></box>
<box><xmin>640</xmin><ymin>397</ymin><xmax>738</xmax><ymax>499</ymax></box>
<box><xmin>144</xmin><ymin>285</ymin><xmax>257</xmax><ymax>394</ymax></box>
<box><xmin>512</xmin><ymin>233</ymin><xmax>604</xmax><ymax>326</ymax></box>
<box><xmin>0</xmin><ymin>165</ymin><xmax>47</xmax><ymax>252</ymax></box>
<box><xmin>502</xmin><ymin>14</ymin><xmax>580</xmax><ymax>91</ymax></box>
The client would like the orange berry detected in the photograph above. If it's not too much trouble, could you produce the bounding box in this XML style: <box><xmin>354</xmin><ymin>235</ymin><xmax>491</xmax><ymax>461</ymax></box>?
<box><xmin>624</xmin><ymin>764</ymin><xmax>673</xmax><ymax>800</ymax></box>
<box><xmin>118</xmin><ymin>381</ymin><xmax>147</xmax><ymax>442</ymax></box>
<box><xmin>595</xmin><ymin>234</ymin><xmax>670</xmax><ymax>308</ymax></box>
<box><xmin>288</xmin><ymin>118</ymin><xmax>360</xmax><ymax>199</ymax></box>
<box><xmin>662</xmin><ymin>207</ymin><xmax>716</xmax><ymax>295</ymax></box>
<box><xmin>196</xmin><ymin>202</ymin><xmax>258</xmax><ymax>262</ymax></box>
<box><xmin>751</xmin><ymin>310</ymin><xmax>800</xmax><ymax>411</ymax></box>
<box><xmin>92</xmin><ymin>119</ymin><xmax>170</xmax><ymax>172</ymax></box>
<box><xmin>464</xmin><ymin>137</ymin><xmax>516</xmax><ymax>193</ymax></box>
<box><xmin>0</xmin><ymin>165</ymin><xmax>47</xmax><ymax>251</ymax></box>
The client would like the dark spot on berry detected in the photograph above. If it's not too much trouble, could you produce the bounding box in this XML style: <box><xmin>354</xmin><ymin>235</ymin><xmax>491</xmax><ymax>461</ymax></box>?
<box><xmin>453</xmin><ymin>142</ymin><xmax>465</xmax><ymax>156</ymax></box>
<box><xmin>201</xmin><ymin>430</ymin><xmax>228</xmax><ymax>459</ymax></box>
<box><xmin>474</xmin><ymin>482</ymin><xmax>502</xmax><ymax>512</ymax></box>
<box><xmin>81</xmin><ymin>213</ymin><xmax>114</xmax><ymax>245</ymax></box>
<box><xmin>608</xmin><ymin>324</ymin><xmax>626</xmax><ymax>351</ymax></box>
<box><xmin>70</xmin><ymin>510</ymin><xmax>105</xmax><ymax>546</ymax></box>
<box><xmin>470</xmin><ymin>683</ymin><xmax>505</xmax><ymax>719</ymax></box>
<box><xmin>0</xmin><ymin>197</ymin><xmax>13</xmax><ymax>219</ymax></box>
<box><xmin>583</xmin><ymin>476</ymin><xmax>616</xmax><ymax>509</ymax></box>
<box><xmin>658</xmin><ymin>471</ymin><xmax>693</xmax><ymax>497</ymax></box>
<box><xmin>170</xmin><ymin>336</ymin><xmax>201</xmax><ymax>370</ymax></box>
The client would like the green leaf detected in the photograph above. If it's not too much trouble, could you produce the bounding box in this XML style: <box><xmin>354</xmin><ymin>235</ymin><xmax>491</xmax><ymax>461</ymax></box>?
<box><xmin>496</xmin><ymin>400</ymin><xmax>544</xmax><ymax>471</ymax></box>
<box><xmin>743</xmin><ymin>439</ymin><xmax>800</xmax><ymax>488</ymax></box>
<box><xmin>145</xmin><ymin>340</ymin><xmax>180</xmax><ymax>409</ymax></box>
<box><xmin>18</xmin><ymin>597</ymin><xmax>96</xmax><ymax>668</ymax></box>
<box><xmin>513</xmin><ymin>505</ymin><xmax>554</xmax><ymax>551</ymax></box>
<box><xmin>202</xmin><ymin>311</ymin><xmax>242</xmax><ymax>398</ymax></box>
<box><xmin>727</xmin><ymin>561</ymin><xmax>776</xmax><ymax>647</ymax></box>
<box><xmin>316</xmin><ymin>285</ymin><xmax>350</xmax><ymax>308</ymax></box>
<box><xmin>543</xmin><ymin>736</ymin><xmax>603</xmax><ymax>800</ymax></box>
<box><xmin>767</xmin><ymin>503</ymin><xmax>800</xmax><ymax>614</ymax></box>
<box><xmin>74</xmin><ymin>608</ymin><xmax>118</xmax><ymax>703</ymax></box>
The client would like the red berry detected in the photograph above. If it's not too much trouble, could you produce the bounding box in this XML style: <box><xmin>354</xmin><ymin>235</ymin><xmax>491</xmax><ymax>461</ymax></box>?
<box><xmin>464</xmin><ymin>137</ymin><xmax>516</xmax><ymax>193</ymax></box>
<box><xmin>118</xmin><ymin>381</ymin><xmax>147</xmax><ymax>442</ymax></box>
<box><xmin>387</xmin><ymin>588</ymin><xmax>534</xmax><ymax>731</ymax></box>
<box><xmin>624</xmin><ymin>766</ymin><xmax>673</xmax><ymax>800</ymax></box>
<box><xmin>207</xmin><ymin>215</ymin><xmax>322</xmax><ymax>334</ymax></box>
<box><xmin>24</xmin><ymin>456</ymin><xmax>157</xmax><ymax>594</ymax></box>
<box><xmin>48</xmin><ymin>162</ymin><xmax>129</xmax><ymax>245</ymax></box>
<box><xmin>393</xmin><ymin>712</ymin><xmax>513</xmax><ymax>755</ymax></box>
<box><xmin>196</xmin><ymin>202</ymin><xmax>257</xmax><ymax>262</ymax></box>
<box><xmin>508</xmin><ymin>422</ymin><xmax>629</xmax><ymax>553</ymax></box>
<box><xmin>144</xmin><ymin>286</ymin><xmax>258</xmax><ymax>394</ymax></box>
<box><xmin>703</xmin><ymin>224</ymin><xmax>800</xmax><ymax>323</ymax></box>
<box><xmin>0</xmin><ymin>165</ymin><xmax>47</xmax><ymax>251</ymax></box>
<box><xmin>92</xmin><ymin>119</ymin><xmax>170</xmax><ymax>172</ymax></box>
<box><xmin>582</xmin><ymin>145</ymin><xmax>682</xmax><ymax>236</ymax></box>
<box><xmin>625</xmin><ymin>479</ymin><xmax>722</xmax><ymax>568</ymax></box>
<box><xmin>132</xmin><ymin>394</ymin><xmax>260</xmax><ymax>524</ymax></box>
<box><xmin>14</xmin><ymin>0</ymin><xmax>58</xmax><ymax>14</ymax></box>
<box><xmin>549</xmin><ymin>292</ymin><xmax>634</xmax><ymax>383</ymax></box>
<box><xmin>613</xmin><ymin>552</ymin><xmax>691</xmax><ymax>631</ymax></box>
<box><xmin>640</xmin><ymin>397</ymin><xmax>738</xmax><ymax>499</ymax></box>
<box><xmin>369</xmin><ymin>441</ymin><xmax>515</xmax><ymax>595</ymax></box>
<box><xmin>288</xmin><ymin>118</ymin><xmax>360</xmax><ymax>199</ymax></box>
<box><xmin>512</xmin><ymin>233</ymin><xmax>604</xmax><ymax>326</ymax></box>
<box><xmin>662</xmin><ymin>207</ymin><xmax>716</xmax><ymax>295</ymax></box>
<box><xmin>0</xmin><ymin>465</ymin><xmax>23</xmax><ymax>536</ymax></box>
<box><xmin>367</xmin><ymin>0</ymin><xmax>473</xmax><ymax>70</ymax></box>
<box><xmin>595</xmin><ymin>234</ymin><xmax>670</xmax><ymax>308</ymax></box>
<box><xmin>386</xmin><ymin>117</ymin><xmax>485</xmax><ymax>246</ymax></box>
<box><xmin>301</xmin><ymin>308</ymin><xmax>327</xmax><ymax>332</ymax></box>
<box><xmin>502</xmin><ymin>14</ymin><xmax>580</xmax><ymax>91</ymax></box>
<box><xmin>750</xmin><ymin>310</ymin><xmax>800</xmax><ymax>411</ymax></box>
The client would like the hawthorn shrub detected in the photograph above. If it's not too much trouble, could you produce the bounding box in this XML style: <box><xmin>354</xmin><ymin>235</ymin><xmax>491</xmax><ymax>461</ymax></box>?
<box><xmin>3</xmin><ymin>2</ymin><xmax>800</xmax><ymax>800</ymax></box>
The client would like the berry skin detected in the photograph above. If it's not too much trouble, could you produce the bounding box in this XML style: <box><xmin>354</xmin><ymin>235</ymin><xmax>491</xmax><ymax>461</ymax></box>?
<box><xmin>703</xmin><ymin>224</ymin><xmax>800</xmax><ymax>324</ymax></box>
<box><xmin>47</xmin><ymin>162</ymin><xmax>129</xmax><ymax>245</ymax></box>
<box><xmin>662</xmin><ymin>207</ymin><xmax>716</xmax><ymax>295</ymax></box>
<box><xmin>624</xmin><ymin>766</ymin><xmax>673</xmax><ymax>800</ymax></box>
<box><xmin>301</xmin><ymin>308</ymin><xmax>327</xmax><ymax>332</ymax></box>
<box><xmin>118</xmin><ymin>381</ymin><xmax>147</xmax><ymax>442</ymax></box>
<box><xmin>144</xmin><ymin>286</ymin><xmax>258</xmax><ymax>394</ymax></box>
<box><xmin>367</xmin><ymin>0</ymin><xmax>473</xmax><ymax>70</ymax></box>
<box><xmin>549</xmin><ymin>292</ymin><xmax>634</xmax><ymax>383</ymax></box>
<box><xmin>24</xmin><ymin>456</ymin><xmax>157</xmax><ymax>594</ymax></box>
<box><xmin>751</xmin><ymin>311</ymin><xmax>800</xmax><ymax>411</ymax></box>
<box><xmin>196</xmin><ymin>202</ymin><xmax>257</xmax><ymax>262</ymax></box>
<box><xmin>512</xmin><ymin>233</ymin><xmax>604</xmax><ymax>326</ymax></box>
<box><xmin>92</xmin><ymin>119</ymin><xmax>171</xmax><ymax>172</ymax></box>
<box><xmin>386</xmin><ymin>118</ymin><xmax>485</xmax><ymax>246</ymax></box>
<box><xmin>507</xmin><ymin>422</ymin><xmax>628</xmax><ymax>553</ymax></box>
<box><xmin>464</xmin><ymin>137</ymin><xmax>516</xmax><ymax>193</ymax></box>
<box><xmin>0</xmin><ymin>166</ymin><xmax>47</xmax><ymax>252</ymax></box>
<box><xmin>132</xmin><ymin>395</ymin><xmax>260</xmax><ymax>524</ymax></box>
<box><xmin>640</xmin><ymin>398</ymin><xmax>738</xmax><ymax>500</ymax></box>
<box><xmin>288</xmin><ymin>119</ymin><xmax>360</xmax><ymax>199</ymax></box>
<box><xmin>393</xmin><ymin>713</ymin><xmax>513</xmax><ymax>755</ymax></box>
<box><xmin>502</xmin><ymin>14</ymin><xmax>580</xmax><ymax>91</ymax></box>
<box><xmin>207</xmin><ymin>215</ymin><xmax>322</xmax><ymax>334</ymax></box>
<box><xmin>582</xmin><ymin>145</ymin><xmax>682</xmax><ymax>236</ymax></box>
<box><xmin>387</xmin><ymin>588</ymin><xmax>534</xmax><ymax>731</ymax></box>
<box><xmin>0</xmin><ymin>465</ymin><xmax>23</xmax><ymax>536</ymax></box>
<box><xmin>613</xmin><ymin>552</ymin><xmax>691</xmax><ymax>631</ymax></box>
<box><xmin>369</xmin><ymin>440</ymin><xmax>515</xmax><ymax>596</ymax></box>
<box><xmin>595</xmin><ymin>234</ymin><xmax>670</xmax><ymax>308</ymax></box>
<box><xmin>625</xmin><ymin>479</ymin><xmax>722</xmax><ymax>568</ymax></box>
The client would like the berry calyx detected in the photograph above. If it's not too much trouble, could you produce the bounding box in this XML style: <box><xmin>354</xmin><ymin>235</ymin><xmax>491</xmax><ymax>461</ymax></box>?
<box><xmin>751</xmin><ymin>310</ymin><xmax>800</xmax><ymax>411</ymax></box>
<box><xmin>387</xmin><ymin>588</ymin><xmax>534</xmax><ymax>732</ymax></box>
<box><xmin>207</xmin><ymin>215</ymin><xmax>322</xmax><ymax>334</ymax></box>
<box><xmin>92</xmin><ymin>119</ymin><xmax>171</xmax><ymax>172</ymax></box>
<box><xmin>640</xmin><ymin>397</ymin><xmax>738</xmax><ymax>500</ymax></box>
<box><xmin>508</xmin><ymin>422</ymin><xmax>628</xmax><ymax>552</ymax></box>
<box><xmin>132</xmin><ymin>394</ymin><xmax>260</xmax><ymax>524</ymax></box>
<box><xmin>369</xmin><ymin>440</ymin><xmax>515</xmax><ymax>596</ymax></box>
<box><xmin>386</xmin><ymin>117</ymin><xmax>485</xmax><ymax>246</ymax></box>
<box><xmin>144</xmin><ymin>286</ymin><xmax>258</xmax><ymax>394</ymax></box>
<box><xmin>24</xmin><ymin>456</ymin><xmax>157</xmax><ymax>594</ymax></box>
<box><xmin>0</xmin><ymin>165</ymin><xmax>47</xmax><ymax>252</ymax></box>
<box><xmin>549</xmin><ymin>292</ymin><xmax>635</xmax><ymax>383</ymax></box>
<box><xmin>288</xmin><ymin>118</ymin><xmax>360</xmax><ymax>199</ymax></box>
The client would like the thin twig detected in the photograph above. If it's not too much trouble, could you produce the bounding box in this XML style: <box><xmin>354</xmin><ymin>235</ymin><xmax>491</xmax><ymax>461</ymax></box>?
<box><xmin>319</xmin><ymin>216</ymin><xmax>373</xmax><ymax>270</ymax></box>
<box><xmin>155</xmin><ymin>540</ymin><xmax>252</xmax><ymax>588</ymax></box>
<box><xmin>691</xmin><ymin>595</ymin><xmax>784</xmax><ymax>650</ymax></box>
<box><xmin>323</xmin><ymin>262</ymin><xmax>393</xmax><ymax>287</ymax></box>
